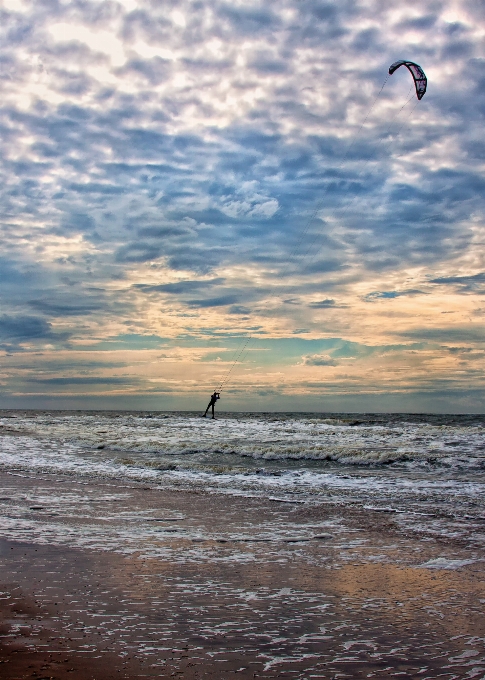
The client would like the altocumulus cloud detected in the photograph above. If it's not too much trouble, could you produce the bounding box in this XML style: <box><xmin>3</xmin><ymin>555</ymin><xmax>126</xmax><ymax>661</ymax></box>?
<box><xmin>0</xmin><ymin>0</ymin><xmax>485</xmax><ymax>409</ymax></box>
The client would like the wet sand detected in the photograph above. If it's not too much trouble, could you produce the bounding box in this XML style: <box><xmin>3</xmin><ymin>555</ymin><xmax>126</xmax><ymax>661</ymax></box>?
<box><xmin>1</xmin><ymin>471</ymin><xmax>484</xmax><ymax>678</ymax></box>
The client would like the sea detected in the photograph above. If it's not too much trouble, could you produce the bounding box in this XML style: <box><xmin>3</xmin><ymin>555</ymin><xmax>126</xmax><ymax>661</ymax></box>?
<box><xmin>1</xmin><ymin>410</ymin><xmax>484</xmax><ymax>558</ymax></box>
<box><xmin>2</xmin><ymin>409</ymin><xmax>485</xmax><ymax>678</ymax></box>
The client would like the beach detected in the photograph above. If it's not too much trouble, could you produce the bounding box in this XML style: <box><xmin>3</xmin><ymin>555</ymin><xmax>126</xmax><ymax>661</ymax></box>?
<box><xmin>1</xmin><ymin>411</ymin><xmax>485</xmax><ymax>678</ymax></box>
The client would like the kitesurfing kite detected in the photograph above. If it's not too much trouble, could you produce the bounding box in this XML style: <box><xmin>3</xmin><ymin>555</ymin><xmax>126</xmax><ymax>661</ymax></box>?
<box><xmin>389</xmin><ymin>60</ymin><xmax>427</xmax><ymax>100</ymax></box>
<box><xmin>205</xmin><ymin>60</ymin><xmax>428</xmax><ymax>402</ymax></box>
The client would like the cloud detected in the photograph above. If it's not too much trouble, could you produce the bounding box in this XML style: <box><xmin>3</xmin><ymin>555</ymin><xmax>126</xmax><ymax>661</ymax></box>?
<box><xmin>401</xmin><ymin>326</ymin><xmax>485</xmax><ymax>343</ymax></box>
<box><xmin>28</xmin><ymin>298</ymin><xmax>104</xmax><ymax>316</ymax></box>
<box><xmin>228</xmin><ymin>305</ymin><xmax>251</xmax><ymax>315</ymax></box>
<box><xmin>364</xmin><ymin>289</ymin><xmax>426</xmax><ymax>301</ymax></box>
<box><xmin>135</xmin><ymin>278</ymin><xmax>225</xmax><ymax>294</ymax></box>
<box><xmin>1</xmin><ymin>0</ymin><xmax>485</xmax><ymax>408</ymax></box>
<box><xmin>0</xmin><ymin>314</ymin><xmax>69</xmax><ymax>351</ymax></box>
<box><xmin>308</xmin><ymin>298</ymin><xmax>344</xmax><ymax>308</ymax></box>
<box><xmin>119</xmin><ymin>56</ymin><xmax>172</xmax><ymax>86</ymax></box>
<box><xmin>115</xmin><ymin>242</ymin><xmax>163</xmax><ymax>263</ymax></box>
<box><xmin>302</xmin><ymin>353</ymin><xmax>338</xmax><ymax>366</ymax></box>
<box><xmin>57</xmin><ymin>212</ymin><xmax>97</xmax><ymax>235</ymax></box>
<box><xmin>218</xmin><ymin>5</ymin><xmax>278</xmax><ymax>35</ymax></box>
<box><xmin>30</xmin><ymin>376</ymin><xmax>136</xmax><ymax>386</ymax></box>
<box><xmin>429</xmin><ymin>272</ymin><xmax>485</xmax><ymax>293</ymax></box>
<box><xmin>187</xmin><ymin>294</ymin><xmax>240</xmax><ymax>308</ymax></box>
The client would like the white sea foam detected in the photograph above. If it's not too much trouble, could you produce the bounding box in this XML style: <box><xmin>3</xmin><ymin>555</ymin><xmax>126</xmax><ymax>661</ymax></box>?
<box><xmin>1</xmin><ymin>411</ymin><xmax>484</xmax><ymax>469</ymax></box>
<box><xmin>1</xmin><ymin>411</ymin><xmax>485</xmax><ymax>549</ymax></box>
<box><xmin>418</xmin><ymin>557</ymin><xmax>478</xmax><ymax>569</ymax></box>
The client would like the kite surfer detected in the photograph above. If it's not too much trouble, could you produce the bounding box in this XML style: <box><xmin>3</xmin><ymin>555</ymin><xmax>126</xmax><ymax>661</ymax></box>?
<box><xmin>203</xmin><ymin>391</ymin><xmax>220</xmax><ymax>419</ymax></box>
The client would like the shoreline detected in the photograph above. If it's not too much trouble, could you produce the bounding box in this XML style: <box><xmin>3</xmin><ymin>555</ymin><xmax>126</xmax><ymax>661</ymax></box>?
<box><xmin>1</xmin><ymin>471</ymin><xmax>484</xmax><ymax>678</ymax></box>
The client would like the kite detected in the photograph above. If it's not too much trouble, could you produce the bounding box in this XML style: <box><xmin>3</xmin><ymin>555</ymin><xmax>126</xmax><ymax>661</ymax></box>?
<box><xmin>389</xmin><ymin>60</ymin><xmax>427</xmax><ymax>100</ymax></box>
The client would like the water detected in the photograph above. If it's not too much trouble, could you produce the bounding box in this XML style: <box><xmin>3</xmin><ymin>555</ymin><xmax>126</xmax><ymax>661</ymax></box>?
<box><xmin>1</xmin><ymin>410</ymin><xmax>485</xmax><ymax>552</ymax></box>
<box><xmin>1</xmin><ymin>410</ymin><xmax>485</xmax><ymax>677</ymax></box>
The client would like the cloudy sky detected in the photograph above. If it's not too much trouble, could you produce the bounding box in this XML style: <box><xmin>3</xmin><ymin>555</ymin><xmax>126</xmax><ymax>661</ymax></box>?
<box><xmin>1</xmin><ymin>0</ymin><xmax>484</xmax><ymax>412</ymax></box>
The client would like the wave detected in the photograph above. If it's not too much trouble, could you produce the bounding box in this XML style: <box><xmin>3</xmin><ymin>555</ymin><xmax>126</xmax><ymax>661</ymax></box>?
<box><xmin>1</xmin><ymin>411</ymin><xmax>485</xmax><ymax>472</ymax></box>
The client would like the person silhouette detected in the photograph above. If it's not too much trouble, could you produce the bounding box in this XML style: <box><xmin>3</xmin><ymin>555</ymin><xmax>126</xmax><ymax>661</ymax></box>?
<box><xmin>203</xmin><ymin>391</ymin><xmax>220</xmax><ymax>419</ymax></box>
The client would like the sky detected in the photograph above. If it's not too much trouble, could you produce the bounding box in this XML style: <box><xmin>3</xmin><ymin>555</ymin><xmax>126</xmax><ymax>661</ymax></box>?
<box><xmin>1</xmin><ymin>0</ymin><xmax>485</xmax><ymax>412</ymax></box>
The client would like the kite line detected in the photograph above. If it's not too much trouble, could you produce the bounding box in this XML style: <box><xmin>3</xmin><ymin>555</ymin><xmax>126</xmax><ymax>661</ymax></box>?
<box><xmin>212</xmin><ymin>61</ymin><xmax>427</xmax><ymax>395</ymax></box>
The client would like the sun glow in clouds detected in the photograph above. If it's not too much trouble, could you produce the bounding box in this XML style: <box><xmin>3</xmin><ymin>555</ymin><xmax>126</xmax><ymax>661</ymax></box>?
<box><xmin>48</xmin><ymin>23</ymin><xmax>126</xmax><ymax>66</ymax></box>
<box><xmin>0</xmin><ymin>0</ymin><xmax>484</xmax><ymax>411</ymax></box>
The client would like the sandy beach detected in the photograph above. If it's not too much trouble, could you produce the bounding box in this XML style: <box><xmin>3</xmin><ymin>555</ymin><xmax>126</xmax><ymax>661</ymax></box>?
<box><xmin>1</xmin><ymin>468</ymin><xmax>484</xmax><ymax>679</ymax></box>
<box><xmin>1</xmin><ymin>0</ymin><xmax>485</xmax><ymax>676</ymax></box>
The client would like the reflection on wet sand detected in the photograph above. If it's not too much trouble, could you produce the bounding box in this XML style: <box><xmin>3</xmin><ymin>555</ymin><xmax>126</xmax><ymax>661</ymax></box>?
<box><xmin>1</xmin><ymin>471</ymin><xmax>484</xmax><ymax>678</ymax></box>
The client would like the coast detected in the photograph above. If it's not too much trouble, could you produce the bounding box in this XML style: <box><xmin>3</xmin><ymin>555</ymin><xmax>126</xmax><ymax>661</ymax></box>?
<box><xmin>1</xmin><ymin>470</ymin><xmax>484</xmax><ymax>679</ymax></box>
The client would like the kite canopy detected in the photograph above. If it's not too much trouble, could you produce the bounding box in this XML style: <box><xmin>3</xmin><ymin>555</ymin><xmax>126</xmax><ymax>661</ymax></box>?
<box><xmin>389</xmin><ymin>60</ymin><xmax>427</xmax><ymax>100</ymax></box>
